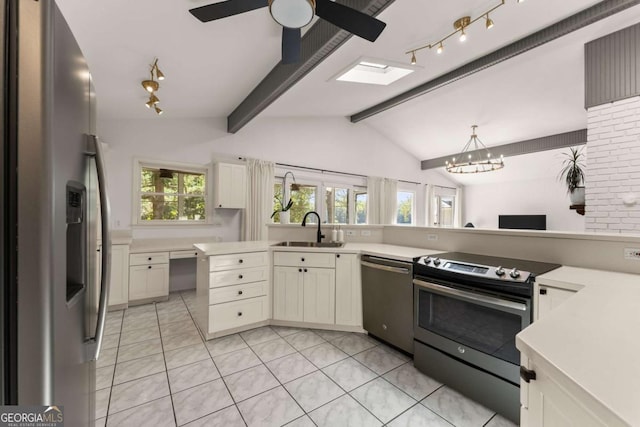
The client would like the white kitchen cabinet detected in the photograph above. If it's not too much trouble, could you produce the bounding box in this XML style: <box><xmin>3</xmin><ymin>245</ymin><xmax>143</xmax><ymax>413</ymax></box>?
<box><xmin>335</xmin><ymin>253</ymin><xmax>361</xmax><ymax>327</ymax></box>
<box><xmin>129</xmin><ymin>251</ymin><xmax>169</xmax><ymax>302</ymax></box>
<box><xmin>272</xmin><ymin>251</ymin><xmax>337</xmax><ymax>326</ymax></box>
<box><xmin>213</xmin><ymin>162</ymin><xmax>246</xmax><ymax>209</ymax></box>
<box><xmin>302</xmin><ymin>268</ymin><xmax>335</xmax><ymax>324</ymax></box>
<box><xmin>273</xmin><ymin>266</ymin><xmax>304</xmax><ymax>322</ymax></box>
<box><xmin>534</xmin><ymin>284</ymin><xmax>577</xmax><ymax>321</ymax></box>
<box><xmin>108</xmin><ymin>244</ymin><xmax>129</xmax><ymax>307</ymax></box>
<box><xmin>522</xmin><ymin>359</ymin><xmax>617</xmax><ymax>427</ymax></box>
<box><xmin>196</xmin><ymin>250</ymin><xmax>269</xmax><ymax>339</ymax></box>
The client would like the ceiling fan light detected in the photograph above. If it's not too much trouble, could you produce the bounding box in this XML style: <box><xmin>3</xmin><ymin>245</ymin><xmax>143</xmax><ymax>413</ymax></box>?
<box><xmin>269</xmin><ymin>0</ymin><xmax>315</xmax><ymax>29</ymax></box>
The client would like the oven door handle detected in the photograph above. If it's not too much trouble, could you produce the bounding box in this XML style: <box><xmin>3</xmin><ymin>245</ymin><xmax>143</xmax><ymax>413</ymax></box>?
<box><xmin>361</xmin><ymin>260</ymin><xmax>410</xmax><ymax>275</ymax></box>
<box><xmin>413</xmin><ymin>279</ymin><xmax>528</xmax><ymax>312</ymax></box>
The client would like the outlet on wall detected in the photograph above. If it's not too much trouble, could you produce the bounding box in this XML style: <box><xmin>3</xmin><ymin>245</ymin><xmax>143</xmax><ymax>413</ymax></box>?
<box><xmin>624</xmin><ymin>248</ymin><xmax>640</xmax><ymax>260</ymax></box>
<box><xmin>360</xmin><ymin>230</ymin><xmax>371</xmax><ymax>236</ymax></box>
<box><xmin>346</xmin><ymin>230</ymin><xmax>357</xmax><ymax>237</ymax></box>
<box><xmin>427</xmin><ymin>234</ymin><xmax>438</xmax><ymax>241</ymax></box>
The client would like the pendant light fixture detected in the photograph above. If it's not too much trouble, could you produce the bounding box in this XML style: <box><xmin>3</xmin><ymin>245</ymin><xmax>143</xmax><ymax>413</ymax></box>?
<box><xmin>140</xmin><ymin>58</ymin><xmax>166</xmax><ymax>115</ymax></box>
<box><xmin>445</xmin><ymin>125</ymin><xmax>504</xmax><ymax>174</ymax></box>
<box><xmin>405</xmin><ymin>0</ymin><xmax>518</xmax><ymax>65</ymax></box>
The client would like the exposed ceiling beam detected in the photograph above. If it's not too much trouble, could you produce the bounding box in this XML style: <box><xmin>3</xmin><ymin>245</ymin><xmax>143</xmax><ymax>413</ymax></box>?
<box><xmin>227</xmin><ymin>0</ymin><xmax>396</xmax><ymax>134</ymax></box>
<box><xmin>351</xmin><ymin>0</ymin><xmax>640</xmax><ymax>123</ymax></box>
<box><xmin>421</xmin><ymin>129</ymin><xmax>587</xmax><ymax>170</ymax></box>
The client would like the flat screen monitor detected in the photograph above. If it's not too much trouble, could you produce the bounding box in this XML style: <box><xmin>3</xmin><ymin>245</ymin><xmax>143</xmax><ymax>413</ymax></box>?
<box><xmin>498</xmin><ymin>215</ymin><xmax>546</xmax><ymax>230</ymax></box>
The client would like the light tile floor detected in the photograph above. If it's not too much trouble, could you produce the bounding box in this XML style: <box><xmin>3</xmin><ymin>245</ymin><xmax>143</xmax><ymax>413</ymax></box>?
<box><xmin>96</xmin><ymin>290</ymin><xmax>519</xmax><ymax>427</ymax></box>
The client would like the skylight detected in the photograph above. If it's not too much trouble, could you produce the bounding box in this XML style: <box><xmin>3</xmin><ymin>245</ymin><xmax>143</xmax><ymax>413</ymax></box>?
<box><xmin>333</xmin><ymin>58</ymin><xmax>418</xmax><ymax>86</ymax></box>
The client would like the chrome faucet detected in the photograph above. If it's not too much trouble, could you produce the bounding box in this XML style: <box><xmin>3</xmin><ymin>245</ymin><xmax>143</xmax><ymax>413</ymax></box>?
<box><xmin>302</xmin><ymin>211</ymin><xmax>325</xmax><ymax>243</ymax></box>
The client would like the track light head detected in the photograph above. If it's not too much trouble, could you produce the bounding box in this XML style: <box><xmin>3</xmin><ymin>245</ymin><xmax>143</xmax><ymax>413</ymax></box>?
<box><xmin>436</xmin><ymin>42</ymin><xmax>444</xmax><ymax>54</ymax></box>
<box><xmin>149</xmin><ymin>94</ymin><xmax>160</xmax><ymax>104</ymax></box>
<box><xmin>155</xmin><ymin>106</ymin><xmax>163</xmax><ymax>115</ymax></box>
<box><xmin>459</xmin><ymin>28</ymin><xmax>467</xmax><ymax>42</ymax></box>
<box><xmin>145</xmin><ymin>99</ymin><xmax>154</xmax><ymax>108</ymax></box>
<box><xmin>485</xmin><ymin>15</ymin><xmax>494</xmax><ymax>29</ymax></box>
<box><xmin>410</xmin><ymin>51</ymin><xmax>417</xmax><ymax>65</ymax></box>
<box><xmin>155</xmin><ymin>66</ymin><xmax>165</xmax><ymax>81</ymax></box>
<box><xmin>141</xmin><ymin>80</ymin><xmax>159</xmax><ymax>93</ymax></box>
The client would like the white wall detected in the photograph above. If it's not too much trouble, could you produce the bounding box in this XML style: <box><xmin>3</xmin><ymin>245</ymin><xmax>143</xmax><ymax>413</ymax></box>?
<box><xmin>99</xmin><ymin>116</ymin><xmax>457</xmax><ymax>239</ymax></box>
<box><xmin>460</xmin><ymin>149</ymin><xmax>586</xmax><ymax>232</ymax></box>
<box><xmin>586</xmin><ymin>97</ymin><xmax>640</xmax><ymax>234</ymax></box>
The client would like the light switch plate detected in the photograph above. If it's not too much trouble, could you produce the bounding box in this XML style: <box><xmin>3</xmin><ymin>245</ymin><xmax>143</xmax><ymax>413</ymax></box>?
<box><xmin>360</xmin><ymin>230</ymin><xmax>371</xmax><ymax>236</ymax></box>
<box><xmin>346</xmin><ymin>230</ymin><xmax>356</xmax><ymax>236</ymax></box>
<box><xmin>624</xmin><ymin>248</ymin><xmax>640</xmax><ymax>260</ymax></box>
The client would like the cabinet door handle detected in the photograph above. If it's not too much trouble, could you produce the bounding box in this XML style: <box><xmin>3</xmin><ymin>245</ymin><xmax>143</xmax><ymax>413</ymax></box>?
<box><xmin>336</xmin><ymin>254</ymin><xmax>340</xmax><ymax>258</ymax></box>
<box><xmin>298</xmin><ymin>268</ymin><xmax>302</xmax><ymax>272</ymax></box>
<box><xmin>520</xmin><ymin>366</ymin><xmax>536</xmax><ymax>383</ymax></box>
<box><xmin>304</xmin><ymin>268</ymin><xmax>307</xmax><ymax>272</ymax></box>
<box><xmin>238</xmin><ymin>274</ymin><xmax>243</xmax><ymax>279</ymax></box>
<box><xmin>237</xmin><ymin>312</ymin><xmax>243</xmax><ymax>317</ymax></box>
<box><xmin>238</xmin><ymin>290</ymin><xmax>243</xmax><ymax>295</ymax></box>
<box><xmin>148</xmin><ymin>257</ymin><xmax>152</xmax><ymax>261</ymax></box>
<box><xmin>539</xmin><ymin>288</ymin><xmax>547</xmax><ymax>295</ymax></box>
<box><xmin>301</xmin><ymin>257</ymin><xmax>305</xmax><ymax>262</ymax></box>
<box><xmin>148</xmin><ymin>266</ymin><xmax>152</xmax><ymax>269</ymax></box>
<box><xmin>219</xmin><ymin>204</ymin><xmax>222</xmax><ymax>208</ymax></box>
<box><xmin>239</xmin><ymin>259</ymin><xmax>243</xmax><ymax>264</ymax></box>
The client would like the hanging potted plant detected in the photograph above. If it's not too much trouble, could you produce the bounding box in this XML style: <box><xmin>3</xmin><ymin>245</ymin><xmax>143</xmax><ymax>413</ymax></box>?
<box><xmin>559</xmin><ymin>147</ymin><xmax>586</xmax><ymax>205</ymax></box>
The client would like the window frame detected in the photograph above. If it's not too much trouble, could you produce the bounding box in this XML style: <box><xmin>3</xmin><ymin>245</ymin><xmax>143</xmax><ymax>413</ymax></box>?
<box><xmin>272</xmin><ymin>172</ymin><xmax>367</xmax><ymax>225</ymax></box>
<box><xmin>132</xmin><ymin>158</ymin><xmax>212</xmax><ymax>226</ymax></box>
<box><xmin>431</xmin><ymin>186</ymin><xmax>457</xmax><ymax>228</ymax></box>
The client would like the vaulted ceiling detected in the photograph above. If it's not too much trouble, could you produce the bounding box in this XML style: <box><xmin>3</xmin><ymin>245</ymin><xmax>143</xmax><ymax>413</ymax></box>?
<box><xmin>56</xmin><ymin>0</ymin><xmax>640</xmax><ymax>179</ymax></box>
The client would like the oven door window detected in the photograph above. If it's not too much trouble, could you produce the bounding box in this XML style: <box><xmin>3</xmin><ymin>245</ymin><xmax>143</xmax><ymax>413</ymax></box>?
<box><xmin>417</xmin><ymin>288</ymin><xmax>522</xmax><ymax>365</ymax></box>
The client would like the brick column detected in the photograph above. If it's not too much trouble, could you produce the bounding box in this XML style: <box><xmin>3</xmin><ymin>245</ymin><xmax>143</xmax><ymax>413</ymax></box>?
<box><xmin>585</xmin><ymin>96</ymin><xmax>640</xmax><ymax>233</ymax></box>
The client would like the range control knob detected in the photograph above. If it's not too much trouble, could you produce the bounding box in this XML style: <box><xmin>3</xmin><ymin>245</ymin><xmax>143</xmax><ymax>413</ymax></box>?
<box><xmin>424</xmin><ymin>257</ymin><xmax>432</xmax><ymax>264</ymax></box>
<box><xmin>433</xmin><ymin>258</ymin><xmax>441</xmax><ymax>266</ymax></box>
<box><xmin>495</xmin><ymin>266</ymin><xmax>505</xmax><ymax>276</ymax></box>
<box><xmin>509</xmin><ymin>268</ymin><xmax>521</xmax><ymax>279</ymax></box>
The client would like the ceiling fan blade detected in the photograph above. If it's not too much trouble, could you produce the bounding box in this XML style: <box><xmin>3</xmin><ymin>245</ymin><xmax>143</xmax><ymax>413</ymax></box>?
<box><xmin>189</xmin><ymin>0</ymin><xmax>269</xmax><ymax>22</ymax></box>
<box><xmin>315</xmin><ymin>0</ymin><xmax>386</xmax><ymax>42</ymax></box>
<box><xmin>282</xmin><ymin>27</ymin><xmax>301</xmax><ymax>64</ymax></box>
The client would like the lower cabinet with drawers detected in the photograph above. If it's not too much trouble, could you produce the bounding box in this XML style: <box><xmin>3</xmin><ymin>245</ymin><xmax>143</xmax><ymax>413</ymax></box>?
<box><xmin>128</xmin><ymin>251</ymin><xmax>170</xmax><ymax>303</ymax></box>
<box><xmin>196</xmin><ymin>250</ymin><xmax>270</xmax><ymax>339</ymax></box>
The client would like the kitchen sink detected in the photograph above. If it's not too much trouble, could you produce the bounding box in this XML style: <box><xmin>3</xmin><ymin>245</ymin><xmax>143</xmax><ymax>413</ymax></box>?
<box><xmin>272</xmin><ymin>241</ymin><xmax>344</xmax><ymax>248</ymax></box>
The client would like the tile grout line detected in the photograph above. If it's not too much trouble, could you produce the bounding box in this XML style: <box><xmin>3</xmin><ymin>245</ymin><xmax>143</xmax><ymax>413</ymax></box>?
<box><xmin>100</xmin><ymin>310</ymin><xmax>124</xmax><ymax>424</ymax></box>
<box><xmin>153</xmin><ymin>301</ymin><xmax>179</xmax><ymax>427</ymax></box>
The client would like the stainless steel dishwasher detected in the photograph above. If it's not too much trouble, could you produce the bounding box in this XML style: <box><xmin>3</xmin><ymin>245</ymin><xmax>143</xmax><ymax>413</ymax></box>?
<box><xmin>360</xmin><ymin>254</ymin><xmax>414</xmax><ymax>354</ymax></box>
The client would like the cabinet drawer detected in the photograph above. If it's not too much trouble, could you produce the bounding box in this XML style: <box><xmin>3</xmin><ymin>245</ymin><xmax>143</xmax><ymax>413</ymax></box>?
<box><xmin>209</xmin><ymin>281</ymin><xmax>267</xmax><ymax>304</ymax></box>
<box><xmin>170</xmin><ymin>250</ymin><xmax>199</xmax><ymax>259</ymax></box>
<box><xmin>209</xmin><ymin>251</ymin><xmax>268</xmax><ymax>271</ymax></box>
<box><xmin>273</xmin><ymin>251</ymin><xmax>335</xmax><ymax>268</ymax></box>
<box><xmin>210</xmin><ymin>266</ymin><xmax>269</xmax><ymax>288</ymax></box>
<box><xmin>130</xmin><ymin>252</ymin><xmax>169</xmax><ymax>266</ymax></box>
<box><xmin>208</xmin><ymin>296</ymin><xmax>268</xmax><ymax>333</ymax></box>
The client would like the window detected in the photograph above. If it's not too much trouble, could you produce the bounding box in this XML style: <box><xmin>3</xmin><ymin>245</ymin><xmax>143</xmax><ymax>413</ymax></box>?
<box><xmin>433</xmin><ymin>195</ymin><xmax>455</xmax><ymax>227</ymax></box>
<box><xmin>396</xmin><ymin>191</ymin><xmax>415</xmax><ymax>225</ymax></box>
<box><xmin>289</xmin><ymin>184</ymin><xmax>317</xmax><ymax>223</ymax></box>
<box><xmin>136</xmin><ymin>162</ymin><xmax>208</xmax><ymax>224</ymax></box>
<box><xmin>325</xmin><ymin>187</ymin><xmax>349</xmax><ymax>224</ymax></box>
<box><xmin>355</xmin><ymin>191</ymin><xmax>367</xmax><ymax>224</ymax></box>
<box><xmin>272</xmin><ymin>182</ymin><xmax>283</xmax><ymax>223</ymax></box>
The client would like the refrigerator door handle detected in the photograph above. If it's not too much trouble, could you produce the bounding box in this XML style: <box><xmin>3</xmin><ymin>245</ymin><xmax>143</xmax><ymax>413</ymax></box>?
<box><xmin>84</xmin><ymin>134</ymin><xmax>111</xmax><ymax>361</ymax></box>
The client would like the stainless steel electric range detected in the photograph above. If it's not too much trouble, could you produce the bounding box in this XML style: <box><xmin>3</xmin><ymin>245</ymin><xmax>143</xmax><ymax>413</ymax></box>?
<box><xmin>412</xmin><ymin>252</ymin><xmax>560</xmax><ymax>423</ymax></box>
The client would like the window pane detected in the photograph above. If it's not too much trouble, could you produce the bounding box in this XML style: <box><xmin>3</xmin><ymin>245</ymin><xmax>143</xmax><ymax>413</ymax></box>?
<box><xmin>139</xmin><ymin>166</ymin><xmax>206</xmax><ymax>222</ymax></box>
<box><xmin>439</xmin><ymin>196</ymin><xmax>454</xmax><ymax>227</ymax></box>
<box><xmin>272</xmin><ymin>182</ymin><xmax>283</xmax><ymax>223</ymax></box>
<box><xmin>290</xmin><ymin>184</ymin><xmax>316</xmax><ymax>224</ymax></box>
<box><xmin>325</xmin><ymin>187</ymin><xmax>349</xmax><ymax>224</ymax></box>
<box><xmin>355</xmin><ymin>192</ymin><xmax>367</xmax><ymax>224</ymax></box>
<box><xmin>397</xmin><ymin>191</ymin><xmax>414</xmax><ymax>225</ymax></box>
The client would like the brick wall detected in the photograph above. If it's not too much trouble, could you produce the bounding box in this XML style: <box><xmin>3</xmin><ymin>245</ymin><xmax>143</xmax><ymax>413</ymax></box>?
<box><xmin>586</xmin><ymin>96</ymin><xmax>640</xmax><ymax>233</ymax></box>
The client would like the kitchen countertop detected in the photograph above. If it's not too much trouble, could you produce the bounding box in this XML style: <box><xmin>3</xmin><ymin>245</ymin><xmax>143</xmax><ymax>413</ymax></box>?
<box><xmin>516</xmin><ymin>266</ymin><xmax>640</xmax><ymax>425</ymax></box>
<box><xmin>130</xmin><ymin>237</ymin><xmax>221</xmax><ymax>253</ymax></box>
<box><xmin>194</xmin><ymin>241</ymin><xmax>274</xmax><ymax>255</ymax></box>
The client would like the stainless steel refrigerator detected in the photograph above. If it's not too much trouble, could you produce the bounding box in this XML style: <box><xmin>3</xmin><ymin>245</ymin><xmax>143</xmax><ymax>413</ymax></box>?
<box><xmin>1</xmin><ymin>1</ymin><xmax>111</xmax><ymax>425</ymax></box>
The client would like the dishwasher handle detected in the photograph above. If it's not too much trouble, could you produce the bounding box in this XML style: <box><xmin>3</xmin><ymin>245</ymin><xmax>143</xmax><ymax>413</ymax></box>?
<box><xmin>361</xmin><ymin>260</ymin><xmax>411</xmax><ymax>275</ymax></box>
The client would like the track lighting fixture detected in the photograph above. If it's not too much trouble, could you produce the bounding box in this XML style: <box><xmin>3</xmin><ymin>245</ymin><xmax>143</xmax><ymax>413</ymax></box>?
<box><xmin>140</xmin><ymin>58</ymin><xmax>166</xmax><ymax>115</ymax></box>
<box><xmin>405</xmin><ymin>0</ymin><xmax>508</xmax><ymax>64</ymax></box>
